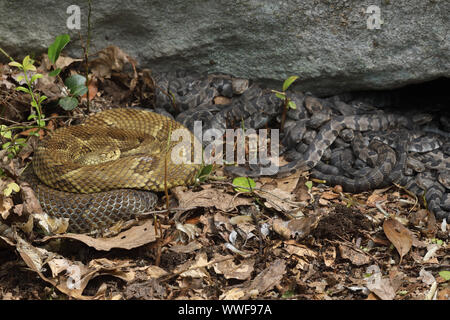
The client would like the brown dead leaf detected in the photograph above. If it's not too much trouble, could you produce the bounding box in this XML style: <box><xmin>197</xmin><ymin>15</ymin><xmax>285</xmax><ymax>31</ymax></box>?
<box><xmin>15</xmin><ymin>236</ymin><xmax>135</xmax><ymax>299</ymax></box>
<box><xmin>89</xmin><ymin>46</ymin><xmax>135</xmax><ymax>79</ymax></box>
<box><xmin>19</xmin><ymin>182</ymin><xmax>44</xmax><ymax>215</ymax></box>
<box><xmin>82</xmin><ymin>77</ymin><xmax>98</xmax><ymax>101</ymax></box>
<box><xmin>321</xmin><ymin>191</ymin><xmax>339</xmax><ymax>200</ymax></box>
<box><xmin>366</xmin><ymin>193</ymin><xmax>387</xmax><ymax>207</ymax></box>
<box><xmin>41</xmin><ymin>219</ymin><xmax>156</xmax><ymax>251</ymax></box>
<box><xmin>383</xmin><ymin>218</ymin><xmax>413</xmax><ymax>264</ymax></box>
<box><xmin>318</xmin><ymin>198</ymin><xmax>330</xmax><ymax>206</ymax></box>
<box><xmin>339</xmin><ymin>245</ymin><xmax>371</xmax><ymax>266</ymax></box>
<box><xmin>212</xmin><ymin>253</ymin><xmax>254</xmax><ymax>280</ymax></box>
<box><xmin>283</xmin><ymin>242</ymin><xmax>317</xmax><ymax>259</ymax></box>
<box><xmin>35</xmin><ymin>70</ymin><xmax>61</xmax><ymax>99</ymax></box>
<box><xmin>214</xmin><ymin>96</ymin><xmax>232</xmax><ymax>105</ymax></box>
<box><xmin>257</xmin><ymin>187</ymin><xmax>298</xmax><ymax>212</ymax></box>
<box><xmin>144</xmin><ymin>265</ymin><xmax>168</xmax><ymax>279</ymax></box>
<box><xmin>220</xmin><ymin>259</ymin><xmax>286</xmax><ymax>300</ymax></box>
<box><xmin>220</xmin><ymin>288</ymin><xmax>246</xmax><ymax>300</ymax></box>
<box><xmin>322</xmin><ymin>246</ymin><xmax>336</xmax><ymax>267</ymax></box>
<box><xmin>244</xmin><ymin>259</ymin><xmax>286</xmax><ymax>299</ymax></box>
<box><xmin>437</xmin><ymin>287</ymin><xmax>450</xmax><ymax>300</ymax></box>
<box><xmin>172</xmin><ymin>186</ymin><xmax>252</xmax><ymax>212</ymax></box>
<box><xmin>0</xmin><ymin>195</ymin><xmax>13</xmax><ymax>220</ymax></box>
<box><xmin>169</xmin><ymin>240</ymin><xmax>202</xmax><ymax>254</ymax></box>
<box><xmin>174</xmin><ymin>252</ymin><xmax>210</xmax><ymax>278</ymax></box>
<box><xmin>272</xmin><ymin>215</ymin><xmax>320</xmax><ymax>240</ymax></box>
<box><xmin>365</xmin><ymin>265</ymin><xmax>396</xmax><ymax>300</ymax></box>
<box><xmin>55</xmin><ymin>56</ymin><xmax>82</xmax><ymax>70</ymax></box>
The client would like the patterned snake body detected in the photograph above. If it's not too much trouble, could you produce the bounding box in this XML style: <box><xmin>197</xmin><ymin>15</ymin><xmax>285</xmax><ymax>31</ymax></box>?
<box><xmin>30</xmin><ymin>108</ymin><xmax>201</xmax><ymax>233</ymax></box>
<box><xmin>27</xmin><ymin>73</ymin><xmax>450</xmax><ymax>232</ymax></box>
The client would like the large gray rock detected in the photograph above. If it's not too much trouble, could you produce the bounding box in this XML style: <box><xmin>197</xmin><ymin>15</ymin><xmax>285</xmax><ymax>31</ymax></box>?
<box><xmin>0</xmin><ymin>0</ymin><xmax>448</xmax><ymax>95</ymax></box>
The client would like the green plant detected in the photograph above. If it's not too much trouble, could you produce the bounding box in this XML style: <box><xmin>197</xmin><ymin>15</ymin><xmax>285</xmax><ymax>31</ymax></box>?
<box><xmin>0</xmin><ymin>52</ymin><xmax>47</xmax><ymax>157</ymax></box>
<box><xmin>47</xmin><ymin>34</ymin><xmax>88</xmax><ymax>111</ymax></box>
<box><xmin>232</xmin><ymin>176</ymin><xmax>256</xmax><ymax>193</ymax></box>
<box><xmin>272</xmin><ymin>75</ymin><xmax>299</xmax><ymax>131</ymax></box>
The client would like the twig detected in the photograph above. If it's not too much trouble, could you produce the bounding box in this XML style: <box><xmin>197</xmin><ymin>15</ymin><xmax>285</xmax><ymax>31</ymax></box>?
<box><xmin>85</xmin><ymin>0</ymin><xmax>92</xmax><ymax>112</ymax></box>
<box><xmin>158</xmin><ymin>255</ymin><xmax>235</xmax><ymax>283</ymax></box>
<box><xmin>0</xmin><ymin>47</ymin><xmax>14</xmax><ymax>62</ymax></box>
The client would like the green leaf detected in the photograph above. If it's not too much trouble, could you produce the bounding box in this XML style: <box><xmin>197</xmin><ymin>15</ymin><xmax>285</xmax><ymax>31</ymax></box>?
<box><xmin>49</xmin><ymin>68</ymin><xmax>61</xmax><ymax>77</ymax></box>
<box><xmin>232</xmin><ymin>177</ymin><xmax>256</xmax><ymax>193</ymax></box>
<box><xmin>305</xmin><ymin>181</ymin><xmax>313</xmax><ymax>190</ymax></box>
<box><xmin>275</xmin><ymin>92</ymin><xmax>286</xmax><ymax>100</ymax></box>
<box><xmin>2</xmin><ymin>142</ymin><xmax>11</xmax><ymax>150</ymax></box>
<box><xmin>287</xmin><ymin>100</ymin><xmax>297</xmax><ymax>110</ymax></box>
<box><xmin>27</xmin><ymin>114</ymin><xmax>37</xmax><ymax>120</ymax></box>
<box><xmin>16</xmin><ymin>75</ymin><xmax>24</xmax><ymax>82</ymax></box>
<box><xmin>37</xmin><ymin>119</ymin><xmax>46</xmax><ymax>127</ymax></box>
<box><xmin>8</xmin><ymin>61</ymin><xmax>23</xmax><ymax>68</ymax></box>
<box><xmin>0</xmin><ymin>126</ymin><xmax>12</xmax><ymax>139</ymax></box>
<box><xmin>70</xmin><ymin>85</ymin><xmax>88</xmax><ymax>97</ymax></box>
<box><xmin>197</xmin><ymin>164</ymin><xmax>213</xmax><ymax>182</ymax></box>
<box><xmin>31</xmin><ymin>73</ymin><xmax>43</xmax><ymax>83</ymax></box>
<box><xmin>58</xmin><ymin>96</ymin><xmax>78</xmax><ymax>111</ymax></box>
<box><xmin>16</xmin><ymin>86</ymin><xmax>31</xmax><ymax>94</ymax></box>
<box><xmin>3</xmin><ymin>182</ymin><xmax>20</xmax><ymax>197</ymax></box>
<box><xmin>439</xmin><ymin>271</ymin><xmax>450</xmax><ymax>281</ymax></box>
<box><xmin>39</xmin><ymin>95</ymin><xmax>48</xmax><ymax>103</ymax></box>
<box><xmin>282</xmin><ymin>76</ymin><xmax>299</xmax><ymax>92</ymax></box>
<box><xmin>48</xmin><ymin>34</ymin><xmax>70</xmax><ymax>64</ymax></box>
<box><xmin>64</xmin><ymin>74</ymin><xmax>87</xmax><ymax>95</ymax></box>
<box><xmin>22</xmin><ymin>55</ymin><xmax>36</xmax><ymax>72</ymax></box>
<box><xmin>28</xmin><ymin>130</ymin><xmax>41</xmax><ymax>137</ymax></box>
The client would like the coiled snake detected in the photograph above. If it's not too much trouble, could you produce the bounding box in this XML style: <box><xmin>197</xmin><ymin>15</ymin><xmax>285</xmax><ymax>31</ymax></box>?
<box><xmin>24</xmin><ymin>72</ymin><xmax>450</xmax><ymax>232</ymax></box>
<box><xmin>26</xmin><ymin>108</ymin><xmax>202</xmax><ymax>233</ymax></box>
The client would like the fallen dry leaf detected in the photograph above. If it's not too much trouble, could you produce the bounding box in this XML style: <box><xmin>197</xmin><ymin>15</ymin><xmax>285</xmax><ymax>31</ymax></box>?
<box><xmin>383</xmin><ymin>218</ymin><xmax>413</xmax><ymax>264</ymax></box>
<box><xmin>212</xmin><ymin>253</ymin><xmax>254</xmax><ymax>280</ymax></box>
<box><xmin>339</xmin><ymin>245</ymin><xmax>371</xmax><ymax>266</ymax></box>
<box><xmin>366</xmin><ymin>192</ymin><xmax>387</xmax><ymax>207</ymax></box>
<box><xmin>213</xmin><ymin>96</ymin><xmax>232</xmax><ymax>105</ymax></box>
<box><xmin>321</xmin><ymin>191</ymin><xmax>339</xmax><ymax>200</ymax></box>
<box><xmin>243</xmin><ymin>259</ymin><xmax>286</xmax><ymax>299</ymax></box>
<box><xmin>0</xmin><ymin>195</ymin><xmax>13</xmax><ymax>220</ymax></box>
<box><xmin>172</xmin><ymin>186</ymin><xmax>252</xmax><ymax>212</ymax></box>
<box><xmin>174</xmin><ymin>252</ymin><xmax>210</xmax><ymax>278</ymax></box>
<box><xmin>41</xmin><ymin>219</ymin><xmax>156</xmax><ymax>251</ymax></box>
<box><xmin>365</xmin><ymin>265</ymin><xmax>396</xmax><ymax>300</ymax></box>
<box><xmin>272</xmin><ymin>215</ymin><xmax>320</xmax><ymax>240</ymax></box>
<box><xmin>322</xmin><ymin>246</ymin><xmax>336</xmax><ymax>267</ymax></box>
<box><xmin>256</xmin><ymin>187</ymin><xmax>299</xmax><ymax>212</ymax></box>
<box><xmin>89</xmin><ymin>46</ymin><xmax>136</xmax><ymax>79</ymax></box>
<box><xmin>169</xmin><ymin>240</ymin><xmax>202</xmax><ymax>254</ymax></box>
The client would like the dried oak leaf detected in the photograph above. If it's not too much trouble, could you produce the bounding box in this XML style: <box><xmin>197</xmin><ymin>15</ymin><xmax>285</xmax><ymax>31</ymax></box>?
<box><xmin>339</xmin><ymin>245</ymin><xmax>371</xmax><ymax>266</ymax></box>
<box><xmin>89</xmin><ymin>46</ymin><xmax>136</xmax><ymax>79</ymax></box>
<box><xmin>365</xmin><ymin>265</ymin><xmax>396</xmax><ymax>300</ymax></box>
<box><xmin>172</xmin><ymin>186</ymin><xmax>252</xmax><ymax>212</ymax></box>
<box><xmin>273</xmin><ymin>215</ymin><xmax>320</xmax><ymax>240</ymax></box>
<box><xmin>383</xmin><ymin>218</ymin><xmax>413</xmax><ymax>264</ymax></box>
<box><xmin>41</xmin><ymin>219</ymin><xmax>156</xmax><ymax>251</ymax></box>
<box><xmin>212</xmin><ymin>253</ymin><xmax>254</xmax><ymax>280</ymax></box>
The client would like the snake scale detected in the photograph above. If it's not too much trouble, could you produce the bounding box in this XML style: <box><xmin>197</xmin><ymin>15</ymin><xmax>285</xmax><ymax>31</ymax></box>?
<box><xmin>26</xmin><ymin>72</ymin><xmax>450</xmax><ymax>233</ymax></box>
<box><xmin>27</xmin><ymin>108</ymin><xmax>201</xmax><ymax>233</ymax></box>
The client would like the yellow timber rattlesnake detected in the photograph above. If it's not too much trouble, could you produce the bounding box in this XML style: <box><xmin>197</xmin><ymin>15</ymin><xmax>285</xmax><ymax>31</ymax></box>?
<box><xmin>26</xmin><ymin>108</ymin><xmax>202</xmax><ymax>233</ymax></box>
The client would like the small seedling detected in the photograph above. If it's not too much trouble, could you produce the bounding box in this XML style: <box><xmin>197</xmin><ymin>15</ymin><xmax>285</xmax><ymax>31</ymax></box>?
<box><xmin>47</xmin><ymin>34</ymin><xmax>88</xmax><ymax>111</ymax></box>
<box><xmin>272</xmin><ymin>76</ymin><xmax>299</xmax><ymax>131</ymax></box>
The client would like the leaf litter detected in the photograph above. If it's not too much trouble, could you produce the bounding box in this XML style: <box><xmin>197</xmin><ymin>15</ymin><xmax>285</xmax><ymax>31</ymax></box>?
<box><xmin>0</xmin><ymin>46</ymin><xmax>448</xmax><ymax>300</ymax></box>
